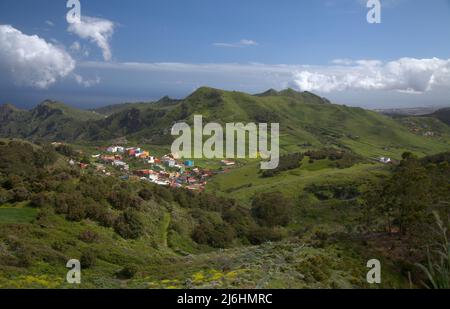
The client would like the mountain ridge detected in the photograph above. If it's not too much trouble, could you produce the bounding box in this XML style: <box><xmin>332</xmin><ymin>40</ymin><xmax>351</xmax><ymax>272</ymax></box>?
<box><xmin>1</xmin><ymin>88</ymin><xmax>449</xmax><ymax>158</ymax></box>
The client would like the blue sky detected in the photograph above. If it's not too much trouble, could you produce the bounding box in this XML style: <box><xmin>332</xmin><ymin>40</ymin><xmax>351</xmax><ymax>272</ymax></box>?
<box><xmin>0</xmin><ymin>0</ymin><xmax>450</xmax><ymax>109</ymax></box>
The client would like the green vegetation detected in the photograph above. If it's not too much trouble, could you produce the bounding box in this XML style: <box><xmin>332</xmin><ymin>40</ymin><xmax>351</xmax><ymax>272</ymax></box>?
<box><xmin>0</xmin><ymin>87</ymin><xmax>449</xmax><ymax>289</ymax></box>
<box><xmin>2</xmin><ymin>88</ymin><xmax>449</xmax><ymax>158</ymax></box>
<box><xmin>416</xmin><ymin>213</ymin><xmax>450</xmax><ymax>289</ymax></box>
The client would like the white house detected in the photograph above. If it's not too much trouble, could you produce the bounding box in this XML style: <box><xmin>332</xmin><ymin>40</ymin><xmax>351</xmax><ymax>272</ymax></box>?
<box><xmin>379</xmin><ymin>157</ymin><xmax>392</xmax><ymax>164</ymax></box>
<box><xmin>107</xmin><ymin>146</ymin><xmax>125</xmax><ymax>153</ymax></box>
<box><xmin>221</xmin><ymin>160</ymin><xmax>236</xmax><ymax>166</ymax></box>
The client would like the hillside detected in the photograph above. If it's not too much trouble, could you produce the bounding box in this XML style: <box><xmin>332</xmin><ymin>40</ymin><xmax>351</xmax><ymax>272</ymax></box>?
<box><xmin>428</xmin><ymin>107</ymin><xmax>450</xmax><ymax>125</ymax></box>
<box><xmin>0</xmin><ymin>140</ymin><xmax>385</xmax><ymax>288</ymax></box>
<box><xmin>1</xmin><ymin>88</ymin><xmax>449</xmax><ymax>159</ymax></box>
<box><xmin>0</xmin><ymin>139</ymin><xmax>448</xmax><ymax>288</ymax></box>
<box><xmin>0</xmin><ymin>100</ymin><xmax>103</xmax><ymax>141</ymax></box>
<box><xmin>81</xmin><ymin>87</ymin><xmax>450</xmax><ymax>159</ymax></box>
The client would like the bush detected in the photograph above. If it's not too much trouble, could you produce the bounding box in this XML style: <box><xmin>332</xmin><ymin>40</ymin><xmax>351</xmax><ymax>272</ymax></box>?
<box><xmin>79</xmin><ymin>230</ymin><xmax>99</xmax><ymax>243</ymax></box>
<box><xmin>261</xmin><ymin>153</ymin><xmax>303</xmax><ymax>177</ymax></box>
<box><xmin>116</xmin><ymin>265</ymin><xmax>138</xmax><ymax>279</ymax></box>
<box><xmin>66</xmin><ymin>203</ymin><xmax>86</xmax><ymax>222</ymax></box>
<box><xmin>114</xmin><ymin>210</ymin><xmax>145</xmax><ymax>239</ymax></box>
<box><xmin>247</xmin><ymin>227</ymin><xmax>287</xmax><ymax>245</ymax></box>
<box><xmin>16</xmin><ymin>246</ymin><xmax>33</xmax><ymax>267</ymax></box>
<box><xmin>251</xmin><ymin>191</ymin><xmax>292</xmax><ymax>227</ymax></box>
<box><xmin>138</xmin><ymin>188</ymin><xmax>153</xmax><ymax>201</ymax></box>
<box><xmin>30</xmin><ymin>192</ymin><xmax>53</xmax><ymax>208</ymax></box>
<box><xmin>192</xmin><ymin>222</ymin><xmax>236</xmax><ymax>248</ymax></box>
<box><xmin>98</xmin><ymin>211</ymin><xmax>116</xmax><ymax>228</ymax></box>
<box><xmin>11</xmin><ymin>187</ymin><xmax>30</xmax><ymax>202</ymax></box>
<box><xmin>0</xmin><ymin>187</ymin><xmax>11</xmax><ymax>204</ymax></box>
<box><xmin>108</xmin><ymin>190</ymin><xmax>142</xmax><ymax>210</ymax></box>
<box><xmin>80</xmin><ymin>251</ymin><xmax>96</xmax><ymax>269</ymax></box>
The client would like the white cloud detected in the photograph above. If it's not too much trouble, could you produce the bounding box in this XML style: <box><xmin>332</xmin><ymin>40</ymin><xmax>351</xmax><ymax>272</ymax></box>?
<box><xmin>0</xmin><ymin>24</ymin><xmax>75</xmax><ymax>89</ymax></box>
<box><xmin>68</xmin><ymin>16</ymin><xmax>114</xmax><ymax>61</ymax></box>
<box><xmin>213</xmin><ymin>39</ymin><xmax>258</xmax><ymax>48</ymax></box>
<box><xmin>290</xmin><ymin>57</ymin><xmax>450</xmax><ymax>94</ymax></box>
<box><xmin>80</xmin><ymin>57</ymin><xmax>450</xmax><ymax>95</ymax></box>
<box><xmin>74</xmin><ymin>74</ymin><xmax>100</xmax><ymax>88</ymax></box>
<box><xmin>70</xmin><ymin>41</ymin><xmax>81</xmax><ymax>52</ymax></box>
<box><xmin>45</xmin><ymin>20</ymin><xmax>55</xmax><ymax>27</ymax></box>
<box><xmin>70</xmin><ymin>41</ymin><xmax>90</xmax><ymax>57</ymax></box>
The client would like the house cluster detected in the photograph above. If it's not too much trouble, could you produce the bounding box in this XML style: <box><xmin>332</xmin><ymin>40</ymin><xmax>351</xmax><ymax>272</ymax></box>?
<box><xmin>94</xmin><ymin>145</ymin><xmax>215</xmax><ymax>191</ymax></box>
<box><xmin>133</xmin><ymin>167</ymin><xmax>214</xmax><ymax>191</ymax></box>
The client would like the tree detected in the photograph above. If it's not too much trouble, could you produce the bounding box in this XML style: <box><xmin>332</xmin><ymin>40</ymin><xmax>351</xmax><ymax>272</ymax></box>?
<box><xmin>363</xmin><ymin>153</ymin><xmax>433</xmax><ymax>235</ymax></box>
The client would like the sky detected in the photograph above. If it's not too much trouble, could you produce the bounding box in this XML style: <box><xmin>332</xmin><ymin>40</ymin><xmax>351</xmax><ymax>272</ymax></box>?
<box><xmin>0</xmin><ymin>0</ymin><xmax>450</xmax><ymax>109</ymax></box>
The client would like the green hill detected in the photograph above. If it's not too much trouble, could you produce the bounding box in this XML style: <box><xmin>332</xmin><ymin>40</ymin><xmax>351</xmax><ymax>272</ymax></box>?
<box><xmin>428</xmin><ymin>107</ymin><xmax>450</xmax><ymax>125</ymax></box>
<box><xmin>0</xmin><ymin>100</ymin><xmax>103</xmax><ymax>141</ymax></box>
<box><xmin>1</xmin><ymin>88</ymin><xmax>449</xmax><ymax>159</ymax></box>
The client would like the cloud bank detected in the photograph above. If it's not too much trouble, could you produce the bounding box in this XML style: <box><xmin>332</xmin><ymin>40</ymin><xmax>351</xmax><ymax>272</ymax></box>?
<box><xmin>0</xmin><ymin>24</ymin><xmax>75</xmax><ymax>89</ymax></box>
<box><xmin>68</xmin><ymin>16</ymin><xmax>114</xmax><ymax>61</ymax></box>
<box><xmin>291</xmin><ymin>58</ymin><xmax>450</xmax><ymax>94</ymax></box>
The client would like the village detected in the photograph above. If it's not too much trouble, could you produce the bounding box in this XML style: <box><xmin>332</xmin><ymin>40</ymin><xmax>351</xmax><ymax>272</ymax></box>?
<box><xmin>68</xmin><ymin>144</ymin><xmax>236</xmax><ymax>191</ymax></box>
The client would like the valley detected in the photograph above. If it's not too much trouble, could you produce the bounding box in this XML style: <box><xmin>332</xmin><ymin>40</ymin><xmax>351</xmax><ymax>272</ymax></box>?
<box><xmin>0</xmin><ymin>88</ymin><xmax>449</xmax><ymax>289</ymax></box>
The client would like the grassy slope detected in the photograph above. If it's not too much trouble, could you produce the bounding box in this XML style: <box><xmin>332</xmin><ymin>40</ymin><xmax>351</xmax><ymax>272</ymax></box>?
<box><xmin>0</xmin><ymin>207</ymin><xmax>406</xmax><ymax>289</ymax></box>
<box><xmin>1</xmin><ymin>88</ymin><xmax>449</xmax><ymax>159</ymax></box>
<box><xmin>160</xmin><ymin>88</ymin><xmax>450</xmax><ymax>159</ymax></box>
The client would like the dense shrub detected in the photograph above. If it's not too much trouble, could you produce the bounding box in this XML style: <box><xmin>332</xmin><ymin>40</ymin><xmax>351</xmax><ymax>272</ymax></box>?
<box><xmin>79</xmin><ymin>230</ymin><xmax>99</xmax><ymax>243</ymax></box>
<box><xmin>54</xmin><ymin>144</ymin><xmax>77</xmax><ymax>157</ymax></box>
<box><xmin>192</xmin><ymin>222</ymin><xmax>236</xmax><ymax>248</ymax></box>
<box><xmin>251</xmin><ymin>191</ymin><xmax>292</xmax><ymax>227</ymax></box>
<box><xmin>108</xmin><ymin>190</ymin><xmax>142</xmax><ymax>210</ymax></box>
<box><xmin>114</xmin><ymin>210</ymin><xmax>145</xmax><ymax>239</ymax></box>
<box><xmin>306</xmin><ymin>183</ymin><xmax>360</xmax><ymax>201</ymax></box>
<box><xmin>262</xmin><ymin>153</ymin><xmax>303</xmax><ymax>177</ymax></box>
<box><xmin>80</xmin><ymin>251</ymin><xmax>96</xmax><ymax>268</ymax></box>
<box><xmin>247</xmin><ymin>227</ymin><xmax>287</xmax><ymax>245</ymax></box>
<box><xmin>97</xmin><ymin>211</ymin><xmax>116</xmax><ymax>228</ymax></box>
<box><xmin>66</xmin><ymin>202</ymin><xmax>87</xmax><ymax>222</ymax></box>
<box><xmin>116</xmin><ymin>265</ymin><xmax>138</xmax><ymax>279</ymax></box>
<box><xmin>138</xmin><ymin>188</ymin><xmax>153</xmax><ymax>201</ymax></box>
<box><xmin>11</xmin><ymin>187</ymin><xmax>30</xmax><ymax>202</ymax></box>
<box><xmin>30</xmin><ymin>192</ymin><xmax>53</xmax><ymax>208</ymax></box>
<box><xmin>0</xmin><ymin>187</ymin><xmax>11</xmax><ymax>204</ymax></box>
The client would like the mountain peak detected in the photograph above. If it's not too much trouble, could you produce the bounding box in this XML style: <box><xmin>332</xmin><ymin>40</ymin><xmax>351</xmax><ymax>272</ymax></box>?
<box><xmin>187</xmin><ymin>87</ymin><xmax>224</xmax><ymax>101</ymax></box>
<box><xmin>255</xmin><ymin>89</ymin><xmax>279</xmax><ymax>97</ymax></box>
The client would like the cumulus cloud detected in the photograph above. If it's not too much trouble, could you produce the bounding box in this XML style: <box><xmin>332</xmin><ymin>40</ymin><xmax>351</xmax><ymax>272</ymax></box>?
<box><xmin>0</xmin><ymin>24</ymin><xmax>75</xmax><ymax>89</ymax></box>
<box><xmin>290</xmin><ymin>57</ymin><xmax>450</xmax><ymax>94</ymax></box>
<box><xmin>68</xmin><ymin>16</ymin><xmax>114</xmax><ymax>61</ymax></box>
<box><xmin>213</xmin><ymin>39</ymin><xmax>258</xmax><ymax>48</ymax></box>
